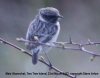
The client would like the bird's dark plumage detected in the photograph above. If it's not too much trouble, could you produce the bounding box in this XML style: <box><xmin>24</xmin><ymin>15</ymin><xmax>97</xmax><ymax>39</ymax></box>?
<box><xmin>25</xmin><ymin>7</ymin><xmax>61</xmax><ymax>64</ymax></box>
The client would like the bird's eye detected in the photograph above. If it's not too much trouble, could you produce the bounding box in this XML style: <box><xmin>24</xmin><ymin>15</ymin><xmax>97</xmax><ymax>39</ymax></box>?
<box><xmin>49</xmin><ymin>15</ymin><xmax>57</xmax><ymax>18</ymax></box>
<box><xmin>42</xmin><ymin>15</ymin><xmax>57</xmax><ymax>19</ymax></box>
<box><xmin>42</xmin><ymin>15</ymin><xmax>48</xmax><ymax>19</ymax></box>
<box><xmin>42</xmin><ymin>14</ymin><xmax>58</xmax><ymax>23</ymax></box>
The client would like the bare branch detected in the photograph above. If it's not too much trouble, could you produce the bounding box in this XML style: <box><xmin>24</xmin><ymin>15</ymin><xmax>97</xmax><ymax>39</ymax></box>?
<box><xmin>17</xmin><ymin>37</ymin><xmax>100</xmax><ymax>57</ymax></box>
<box><xmin>0</xmin><ymin>37</ymin><xmax>75</xmax><ymax>78</ymax></box>
<box><xmin>16</xmin><ymin>37</ymin><xmax>100</xmax><ymax>62</ymax></box>
<box><xmin>1</xmin><ymin>36</ymin><xmax>100</xmax><ymax>78</ymax></box>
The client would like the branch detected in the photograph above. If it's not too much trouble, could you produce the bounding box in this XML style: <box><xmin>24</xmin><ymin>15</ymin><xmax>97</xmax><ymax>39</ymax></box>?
<box><xmin>0</xmin><ymin>37</ymin><xmax>75</xmax><ymax>78</ymax></box>
<box><xmin>16</xmin><ymin>37</ymin><xmax>100</xmax><ymax>61</ymax></box>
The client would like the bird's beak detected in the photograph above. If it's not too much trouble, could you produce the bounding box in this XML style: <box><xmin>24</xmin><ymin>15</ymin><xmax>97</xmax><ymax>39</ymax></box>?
<box><xmin>58</xmin><ymin>15</ymin><xmax>63</xmax><ymax>18</ymax></box>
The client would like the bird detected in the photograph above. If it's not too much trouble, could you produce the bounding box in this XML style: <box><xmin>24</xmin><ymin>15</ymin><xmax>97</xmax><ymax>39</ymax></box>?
<box><xmin>25</xmin><ymin>7</ymin><xmax>62</xmax><ymax>65</ymax></box>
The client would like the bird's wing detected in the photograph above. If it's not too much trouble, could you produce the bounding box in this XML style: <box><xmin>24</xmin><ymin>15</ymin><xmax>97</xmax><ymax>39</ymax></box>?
<box><xmin>25</xmin><ymin>19</ymin><xmax>39</xmax><ymax>50</ymax></box>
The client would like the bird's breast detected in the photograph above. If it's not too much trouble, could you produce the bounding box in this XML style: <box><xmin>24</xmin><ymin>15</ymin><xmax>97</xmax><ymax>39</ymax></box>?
<box><xmin>37</xmin><ymin>22</ymin><xmax>60</xmax><ymax>43</ymax></box>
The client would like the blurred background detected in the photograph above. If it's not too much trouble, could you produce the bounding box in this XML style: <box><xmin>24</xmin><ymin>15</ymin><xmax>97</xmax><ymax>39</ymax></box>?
<box><xmin>0</xmin><ymin>0</ymin><xmax>100</xmax><ymax>78</ymax></box>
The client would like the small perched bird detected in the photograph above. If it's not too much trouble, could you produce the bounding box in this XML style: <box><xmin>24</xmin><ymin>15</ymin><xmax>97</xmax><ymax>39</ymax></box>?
<box><xmin>25</xmin><ymin>7</ymin><xmax>62</xmax><ymax>64</ymax></box>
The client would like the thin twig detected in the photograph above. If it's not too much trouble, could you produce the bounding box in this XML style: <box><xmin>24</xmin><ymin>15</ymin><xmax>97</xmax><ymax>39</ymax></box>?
<box><xmin>16</xmin><ymin>37</ymin><xmax>100</xmax><ymax>61</ymax></box>
<box><xmin>17</xmin><ymin>37</ymin><xmax>100</xmax><ymax>56</ymax></box>
<box><xmin>0</xmin><ymin>37</ymin><xmax>75</xmax><ymax>78</ymax></box>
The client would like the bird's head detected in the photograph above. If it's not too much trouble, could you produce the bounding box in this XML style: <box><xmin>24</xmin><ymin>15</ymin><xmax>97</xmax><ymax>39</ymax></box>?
<box><xmin>39</xmin><ymin>7</ymin><xmax>63</xmax><ymax>23</ymax></box>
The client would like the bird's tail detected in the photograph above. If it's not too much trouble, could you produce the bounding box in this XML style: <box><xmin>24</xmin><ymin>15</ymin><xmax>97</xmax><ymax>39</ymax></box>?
<box><xmin>32</xmin><ymin>50</ymin><xmax>39</xmax><ymax>65</ymax></box>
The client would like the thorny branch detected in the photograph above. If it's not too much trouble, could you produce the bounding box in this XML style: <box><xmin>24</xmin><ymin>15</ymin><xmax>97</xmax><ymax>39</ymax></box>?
<box><xmin>16</xmin><ymin>37</ymin><xmax>100</xmax><ymax>61</ymax></box>
<box><xmin>0</xmin><ymin>37</ymin><xmax>75</xmax><ymax>78</ymax></box>
<box><xmin>1</xmin><ymin>36</ymin><xmax>100</xmax><ymax>78</ymax></box>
